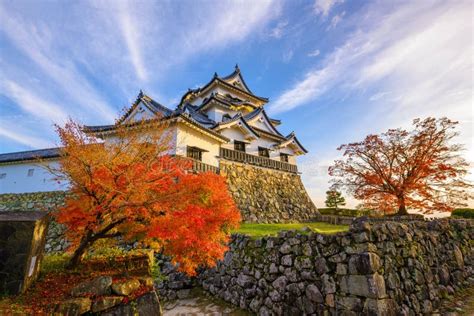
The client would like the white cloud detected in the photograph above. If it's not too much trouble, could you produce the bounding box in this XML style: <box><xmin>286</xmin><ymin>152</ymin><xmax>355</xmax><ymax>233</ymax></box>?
<box><xmin>273</xmin><ymin>1</ymin><xmax>473</xmax><ymax>208</ymax></box>
<box><xmin>327</xmin><ymin>11</ymin><xmax>345</xmax><ymax>29</ymax></box>
<box><xmin>1</xmin><ymin>80</ymin><xmax>69</xmax><ymax>124</ymax></box>
<box><xmin>271</xmin><ymin>1</ymin><xmax>472</xmax><ymax>122</ymax></box>
<box><xmin>0</xmin><ymin>6</ymin><xmax>117</xmax><ymax>122</ymax></box>
<box><xmin>313</xmin><ymin>0</ymin><xmax>343</xmax><ymax>17</ymax></box>
<box><xmin>270</xmin><ymin>20</ymin><xmax>288</xmax><ymax>39</ymax></box>
<box><xmin>115</xmin><ymin>1</ymin><xmax>148</xmax><ymax>82</ymax></box>
<box><xmin>282</xmin><ymin>49</ymin><xmax>294</xmax><ymax>63</ymax></box>
<box><xmin>0</xmin><ymin>124</ymin><xmax>53</xmax><ymax>149</ymax></box>
<box><xmin>308</xmin><ymin>49</ymin><xmax>320</xmax><ymax>57</ymax></box>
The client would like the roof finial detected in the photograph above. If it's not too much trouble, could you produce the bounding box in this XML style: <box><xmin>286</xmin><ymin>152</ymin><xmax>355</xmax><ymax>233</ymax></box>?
<box><xmin>214</xmin><ymin>72</ymin><xmax>218</xmax><ymax>78</ymax></box>
<box><xmin>235</xmin><ymin>63</ymin><xmax>239</xmax><ymax>70</ymax></box>
<box><xmin>138</xmin><ymin>89</ymin><xmax>144</xmax><ymax>97</ymax></box>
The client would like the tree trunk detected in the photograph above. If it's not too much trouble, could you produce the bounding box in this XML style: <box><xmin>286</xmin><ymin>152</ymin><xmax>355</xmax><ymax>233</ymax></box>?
<box><xmin>67</xmin><ymin>231</ymin><xmax>95</xmax><ymax>269</ymax></box>
<box><xmin>397</xmin><ymin>197</ymin><xmax>408</xmax><ymax>215</ymax></box>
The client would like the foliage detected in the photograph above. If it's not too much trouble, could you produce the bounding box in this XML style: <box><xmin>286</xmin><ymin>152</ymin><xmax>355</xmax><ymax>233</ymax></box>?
<box><xmin>324</xmin><ymin>190</ymin><xmax>346</xmax><ymax>209</ymax></box>
<box><xmin>318</xmin><ymin>207</ymin><xmax>373</xmax><ymax>217</ymax></box>
<box><xmin>329</xmin><ymin>117</ymin><xmax>472</xmax><ymax>215</ymax></box>
<box><xmin>235</xmin><ymin>222</ymin><xmax>349</xmax><ymax>238</ymax></box>
<box><xmin>40</xmin><ymin>253</ymin><xmax>71</xmax><ymax>275</ymax></box>
<box><xmin>452</xmin><ymin>208</ymin><xmax>474</xmax><ymax>219</ymax></box>
<box><xmin>48</xmin><ymin>119</ymin><xmax>240</xmax><ymax>274</ymax></box>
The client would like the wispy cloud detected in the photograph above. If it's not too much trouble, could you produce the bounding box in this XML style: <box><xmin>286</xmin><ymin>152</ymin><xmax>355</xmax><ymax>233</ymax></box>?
<box><xmin>313</xmin><ymin>0</ymin><xmax>344</xmax><ymax>17</ymax></box>
<box><xmin>270</xmin><ymin>1</ymin><xmax>473</xmax><ymax>123</ymax></box>
<box><xmin>115</xmin><ymin>1</ymin><xmax>148</xmax><ymax>82</ymax></box>
<box><xmin>1</xmin><ymin>80</ymin><xmax>69</xmax><ymax>124</ymax></box>
<box><xmin>282</xmin><ymin>49</ymin><xmax>294</xmax><ymax>63</ymax></box>
<box><xmin>308</xmin><ymin>49</ymin><xmax>320</xmax><ymax>57</ymax></box>
<box><xmin>0</xmin><ymin>124</ymin><xmax>53</xmax><ymax>149</ymax></box>
<box><xmin>271</xmin><ymin>1</ymin><xmax>473</xmax><ymax>207</ymax></box>
<box><xmin>270</xmin><ymin>20</ymin><xmax>288</xmax><ymax>39</ymax></box>
<box><xmin>327</xmin><ymin>11</ymin><xmax>345</xmax><ymax>29</ymax></box>
<box><xmin>0</xmin><ymin>6</ymin><xmax>117</xmax><ymax>122</ymax></box>
<box><xmin>0</xmin><ymin>0</ymin><xmax>280</xmax><ymax>153</ymax></box>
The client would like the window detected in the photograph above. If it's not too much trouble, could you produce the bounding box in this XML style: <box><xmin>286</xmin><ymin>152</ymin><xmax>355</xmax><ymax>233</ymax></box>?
<box><xmin>234</xmin><ymin>141</ymin><xmax>246</xmax><ymax>153</ymax></box>
<box><xmin>186</xmin><ymin>146</ymin><xmax>204</xmax><ymax>161</ymax></box>
<box><xmin>27</xmin><ymin>169</ymin><xmax>35</xmax><ymax>177</ymax></box>
<box><xmin>258</xmin><ymin>147</ymin><xmax>270</xmax><ymax>158</ymax></box>
<box><xmin>0</xmin><ymin>173</ymin><xmax>6</xmax><ymax>179</ymax></box>
<box><xmin>280</xmin><ymin>153</ymin><xmax>289</xmax><ymax>163</ymax></box>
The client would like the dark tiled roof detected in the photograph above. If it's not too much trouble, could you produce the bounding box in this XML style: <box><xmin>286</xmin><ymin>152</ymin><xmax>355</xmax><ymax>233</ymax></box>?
<box><xmin>116</xmin><ymin>91</ymin><xmax>173</xmax><ymax>125</ymax></box>
<box><xmin>212</xmin><ymin>114</ymin><xmax>260</xmax><ymax>139</ymax></box>
<box><xmin>243</xmin><ymin>108</ymin><xmax>284</xmax><ymax>137</ymax></box>
<box><xmin>0</xmin><ymin>147</ymin><xmax>61</xmax><ymax>164</ymax></box>
<box><xmin>179</xmin><ymin>67</ymin><xmax>269</xmax><ymax>106</ymax></box>
<box><xmin>179</xmin><ymin>103</ymin><xmax>216</xmax><ymax>128</ymax></box>
<box><xmin>220</xmin><ymin>64</ymin><xmax>254</xmax><ymax>94</ymax></box>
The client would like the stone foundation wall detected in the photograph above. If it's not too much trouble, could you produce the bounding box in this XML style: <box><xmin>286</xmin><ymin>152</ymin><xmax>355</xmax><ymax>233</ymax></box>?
<box><xmin>0</xmin><ymin>191</ymin><xmax>69</xmax><ymax>252</ymax></box>
<box><xmin>196</xmin><ymin>219</ymin><xmax>474</xmax><ymax>315</ymax></box>
<box><xmin>220</xmin><ymin>161</ymin><xmax>318</xmax><ymax>223</ymax></box>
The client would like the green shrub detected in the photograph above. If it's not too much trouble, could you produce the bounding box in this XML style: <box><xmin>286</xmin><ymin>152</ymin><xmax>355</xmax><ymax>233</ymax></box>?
<box><xmin>318</xmin><ymin>208</ymin><xmax>373</xmax><ymax>217</ymax></box>
<box><xmin>40</xmin><ymin>253</ymin><xmax>71</xmax><ymax>274</ymax></box>
<box><xmin>452</xmin><ymin>208</ymin><xmax>474</xmax><ymax>219</ymax></box>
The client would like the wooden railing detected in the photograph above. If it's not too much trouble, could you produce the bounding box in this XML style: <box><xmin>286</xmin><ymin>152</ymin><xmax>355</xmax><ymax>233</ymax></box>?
<box><xmin>188</xmin><ymin>158</ymin><xmax>219</xmax><ymax>174</ymax></box>
<box><xmin>219</xmin><ymin>148</ymin><xmax>298</xmax><ymax>173</ymax></box>
<box><xmin>173</xmin><ymin>155</ymin><xmax>220</xmax><ymax>174</ymax></box>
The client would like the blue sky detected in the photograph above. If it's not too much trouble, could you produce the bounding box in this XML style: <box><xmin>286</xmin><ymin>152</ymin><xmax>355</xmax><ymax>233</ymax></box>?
<box><xmin>0</xmin><ymin>0</ymin><xmax>472</xmax><ymax>206</ymax></box>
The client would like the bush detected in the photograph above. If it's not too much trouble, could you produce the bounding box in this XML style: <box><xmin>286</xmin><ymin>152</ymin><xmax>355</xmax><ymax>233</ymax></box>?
<box><xmin>318</xmin><ymin>208</ymin><xmax>373</xmax><ymax>217</ymax></box>
<box><xmin>452</xmin><ymin>208</ymin><xmax>474</xmax><ymax>219</ymax></box>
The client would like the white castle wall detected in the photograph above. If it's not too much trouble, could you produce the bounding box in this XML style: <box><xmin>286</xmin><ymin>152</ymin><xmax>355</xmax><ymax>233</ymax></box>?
<box><xmin>0</xmin><ymin>161</ymin><xmax>67</xmax><ymax>194</ymax></box>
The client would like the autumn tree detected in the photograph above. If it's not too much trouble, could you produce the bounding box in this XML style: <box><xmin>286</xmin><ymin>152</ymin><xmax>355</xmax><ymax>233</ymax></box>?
<box><xmin>329</xmin><ymin>117</ymin><xmax>472</xmax><ymax>215</ymax></box>
<box><xmin>325</xmin><ymin>190</ymin><xmax>346</xmax><ymax>209</ymax></box>
<box><xmin>48</xmin><ymin>119</ymin><xmax>240</xmax><ymax>274</ymax></box>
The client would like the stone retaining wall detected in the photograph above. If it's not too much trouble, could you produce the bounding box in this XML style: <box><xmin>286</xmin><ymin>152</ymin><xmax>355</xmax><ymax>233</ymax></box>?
<box><xmin>196</xmin><ymin>219</ymin><xmax>474</xmax><ymax>315</ymax></box>
<box><xmin>220</xmin><ymin>160</ymin><xmax>318</xmax><ymax>223</ymax></box>
<box><xmin>0</xmin><ymin>191</ymin><xmax>69</xmax><ymax>252</ymax></box>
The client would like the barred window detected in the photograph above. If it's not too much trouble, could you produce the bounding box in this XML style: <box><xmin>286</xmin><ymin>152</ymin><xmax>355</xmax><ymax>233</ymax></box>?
<box><xmin>27</xmin><ymin>169</ymin><xmax>35</xmax><ymax>177</ymax></box>
<box><xmin>234</xmin><ymin>141</ymin><xmax>246</xmax><ymax>152</ymax></box>
<box><xmin>258</xmin><ymin>147</ymin><xmax>270</xmax><ymax>158</ymax></box>
<box><xmin>280</xmin><ymin>153</ymin><xmax>289</xmax><ymax>163</ymax></box>
<box><xmin>186</xmin><ymin>146</ymin><xmax>204</xmax><ymax>161</ymax></box>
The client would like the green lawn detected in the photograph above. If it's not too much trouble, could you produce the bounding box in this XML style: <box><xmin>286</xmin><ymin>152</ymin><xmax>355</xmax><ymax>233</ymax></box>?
<box><xmin>234</xmin><ymin>222</ymin><xmax>349</xmax><ymax>238</ymax></box>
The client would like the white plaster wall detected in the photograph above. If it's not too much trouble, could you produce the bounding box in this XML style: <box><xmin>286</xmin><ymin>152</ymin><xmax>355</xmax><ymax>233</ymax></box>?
<box><xmin>0</xmin><ymin>160</ymin><xmax>68</xmax><ymax>194</ymax></box>
<box><xmin>247</xmin><ymin>115</ymin><xmax>275</xmax><ymax>134</ymax></box>
<box><xmin>176</xmin><ymin>124</ymin><xmax>222</xmax><ymax>167</ymax></box>
<box><xmin>124</xmin><ymin>101</ymin><xmax>156</xmax><ymax>123</ymax></box>
<box><xmin>102</xmin><ymin>125</ymin><xmax>178</xmax><ymax>156</ymax></box>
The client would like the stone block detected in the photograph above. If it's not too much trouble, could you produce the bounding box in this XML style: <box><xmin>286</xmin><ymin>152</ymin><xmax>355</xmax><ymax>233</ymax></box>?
<box><xmin>340</xmin><ymin>274</ymin><xmax>387</xmax><ymax>299</ymax></box>
<box><xmin>111</xmin><ymin>278</ymin><xmax>140</xmax><ymax>296</ymax></box>
<box><xmin>362</xmin><ymin>298</ymin><xmax>396</xmax><ymax>316</ymax></box>
<box><xmin>91</xmin><ymin>296</ymin><xmax>124</xmax><ymax>313</ymax></box>
<box><xmin>348</xmin><ymin>253</ymin><xmax>381</xmax><ymax>275</ymax></box>
<box><xmin>71</xmin><ymin>276</ymin><xmax>112</xmax><ymax>297</ymax></box>
<box><xmin>54</xmin><ymin>298</ymin><xmax>91</xmax><ymax>316</ymax></box>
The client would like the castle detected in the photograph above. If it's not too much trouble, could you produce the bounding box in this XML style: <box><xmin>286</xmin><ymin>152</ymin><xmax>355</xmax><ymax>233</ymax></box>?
<box><xmin>0</xmin><ymin>66</ymin><xmax>317</xmax><ymax>222</ymax></box>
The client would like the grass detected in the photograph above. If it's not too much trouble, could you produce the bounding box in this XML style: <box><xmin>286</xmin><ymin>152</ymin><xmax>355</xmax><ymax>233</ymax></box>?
<box><xmin>234</xmin><ymin>222</ymin><xmax>349</xmax><ymax>238</ymax></box>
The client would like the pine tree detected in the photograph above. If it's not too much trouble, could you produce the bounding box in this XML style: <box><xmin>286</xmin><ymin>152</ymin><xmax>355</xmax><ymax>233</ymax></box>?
<box><xmin>325</xmin><ymin>190</ymin><xmax>346</xmax><ymax>210</ymax></box>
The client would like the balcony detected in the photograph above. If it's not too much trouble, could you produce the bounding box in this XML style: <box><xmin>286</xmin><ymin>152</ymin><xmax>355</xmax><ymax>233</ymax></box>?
<box><xmin>188</xmin><ymin>158</ymin><xmax>220</xmax><ymax>174</ymax></box>
<box><xmin>219</xmin><ymin>147</ymin><xmax>298</xmax><ymax>173</ymax></box>
<box><xmin>173</xmin><ymin>155</ymin><xmax>220</xmax><ymax>174</ymax></box>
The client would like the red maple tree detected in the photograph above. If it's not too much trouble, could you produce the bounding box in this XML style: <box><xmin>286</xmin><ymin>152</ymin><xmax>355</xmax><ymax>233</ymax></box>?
<box><xmin>329</xmin><ymin>117</ymin><xmax>472</xmax><ymax>215</ymax></box>
<box><xmin>49</xmin><ymin>119</ymin><xmax>240</xmax><ymax>274</ymax></box>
